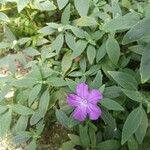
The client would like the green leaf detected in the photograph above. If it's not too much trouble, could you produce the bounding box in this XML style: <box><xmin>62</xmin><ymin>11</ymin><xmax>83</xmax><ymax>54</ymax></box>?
<box><xmin>61</xmin><ymin>4</ymin><xmax>70</xmax><ymax>25</ymax></box>
<box><xmin>140</xmin><ymin>44</ymin><xmax>150</xmax><ymax>83</ymax></box>
<box><xmin>0</xmin><ymin>41</ymin><xmax>11</xmax><ymax>49</ymax></box>
<box><xmin>79</xmin><ymin>125</ymin><xmax>90</xmax><ymax>147</ymax></box>
<box><xmin>121</xmin><ymin>107</ymin><xmax>143</xmax><ymax>144</ymax></box>
<box><xmin>57</xmin><ymin>0</ymin><xmax>68</xmax><ymax>10</ymax></box>
<box><xmin>39</xmin><ymin>89</ymin><xmax>50</xmax><ymax>116</ymax></box>
<box><xmin>72</xmin><ymin>40</ymin><xmax>87</xmax><ymax>58</ymax></box>
<box><xmin>87</xmin><ymin>45</ymin><xmax>96</xmax><ymax>64</ymax></box>
<box><xmin>61</xmin><ymin>141</ymin><xmax>75</xmax><ymax>150</ymax></box>
<box><xmin>13</xmin><ymin>116</ymin><xmax>28</xmax><ymax>134</ymax></box>
<box><xmin>65</xmin><ymin>32</ymin><xmax>76</xmax><ymax>50</ymax></box>
<box><xmin>51</xmin><ymin>34</ymin><xmax>64</xmax><ymax>53</ymax></box>
<box><xmin>30</xmin><ymin>111</ymin><xmax>43</xmax><ymax>125</ymax></box>
<box><xmin>0</xmin><ymin>105</ymin><xmax>8</xmax><ymax>114</ymax></box>
<box><xmin>0</xmin><ymin>85</ymin><xmax>12</xmax><ymax>102</ymax></box>
<box><xmin>75</xmin><ymin>16</ymin><xmax>97</xmax><ymax>27</ymax></box>
<box><xmin>27</xmin><ymin>140</ymin><xmax>36</xmax><ymax>150</ymax></box>
<box><xmin>103</xmin><ymin>86</ymin><xmax>121</xmax><ymax>98</ymax></box>
<box><xmin>111</xmin><ymin>0</ymin><xmax>122</xmax><ymax>18</ymax></box>
<box><xmin>97</xmin><ymin>140</ymin><xmax>120</xmax><ymax>150</ymax></box>
<box><xmin>122</xmin><ymin>17</ymin><xmax>150</xmax><ymax>44</ymax></box>
<box><xmin>106</xmin><ymin>37</ymin><xmax>120</xmax><ymax>65</ymax></box>
<box><xmin>17</xmin><ymin>0</ymin><xmax>30</xmax><ymax>12</ymax></box>
<box><xmin>101</xmin><ymin>98</ymin><xmax>124</xmax><ymax>111</ymax></box>
<box><xmin>12</xmin><ymin>78</ymin><xmax>37</xmax><ymax>88</ymax></box>
<box><xmin>135</xmin><ymin>108</ymin><xmax>148</xmax><ymax>144</ymax></box>
<box><xmin>89</xmin><ymin>127</ymin><xmax>96</xmax><ymax>147</ymax></box>
<box><xmin>41</xmin><ymin>49</ymin><xmax>57</xmax><ymax>61</ymax></box>
<box><xmin>92</xmin><ymin>70</ymin><xmax>103</xmax><ymax>89</ymax></box>
<box><xmin>56</xmin><ymin>109</ymin><xmax>69</xmax><ymax>128</ymax></box>
<box><xmin>47</xmin><ymin>77</ymin><xmax>67</xmax><ymax>87</ymax></box>
<box><xmin>28</xmin><ymin>84</ymin><xmax>42</xmax><ymax>106</ymax></box>
<box><xmin>61</xmin><ymin>51</ymin><xmax>72</xmax><ymax>74</ymax></box>
<box><xmin>0</xmin><ymin>110</ymin><xmax>12</xmax><ymax>137</ymax></box>
<box><xmin>12</xmin><ymin>104</ymin><xmax>34</xmax><ymax>115</ymax></box>
<box><xmin>79</xmin><ymin>57</ymin><xmax>87</xmax><ymax>72</ymax></box>
<box><xmin>13</xmin><ymin>131</ymin><xmax>31</xmax><ymax>144</ymax></box>
<box><xmin>34</xmin><ymin>0</ymin><xmax>56</xmax><ymax>11</ymax></box>
<box><xmin>74</xmin><ymin>0</ymin><xmax>89</xmax><ymax>16</ymax></box>
<box><xmin>24</xmin><ymin>47</ymin><xmax>40</xmax><ymax>56</ymax></box>
<box><xmin>103</xmin><ymin>13</ymin><xmax>140</xmax><ymax>32</ymax></box>
<box><xmin>0</xmin><ymin>12</ymin><xmax>10</xmax><ymax>22</ymax></box>
<box><xmin>38</xmin><ymin>26</ymin><xmax>55</xmax><ymax>35</ymax></box>
<box><xmin>127</xmin><ymin>136</ymin><xmax>138</xmax><ymax>150</ymax></box>
<box><xmin>69</xmin><ymin>26</ymin><xmax>85</xmax><ymax>38</ymax></box>
<box><xmin>108</xmin><ymin>71</ymin><xmax>138</xmax><ymax>90</ymax></box>
<box><xmin>96</xmin><ymin>40</ymin><xmax>107</xmax><ymax>63</ymax></box>
<box><xmin>4</xmin><ymin>25</ymin><xmax>16</xmax><ymax>42</ymax></box>
<box><xmin>122</xmin><ymin>89</ymin><xmax>143</xmax><ymax>103</ymax></box>
<box><xmin>68</xmin><ymin>134</ymin><xmax>81</xmax><ymax>145</ymax></box>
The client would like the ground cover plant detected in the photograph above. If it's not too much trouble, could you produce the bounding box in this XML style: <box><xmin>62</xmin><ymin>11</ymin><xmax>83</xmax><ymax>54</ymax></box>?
<box><xmin>0</xmin><ymin>0</ymin><xmax>150</xmax><ymax>149</ymax></box>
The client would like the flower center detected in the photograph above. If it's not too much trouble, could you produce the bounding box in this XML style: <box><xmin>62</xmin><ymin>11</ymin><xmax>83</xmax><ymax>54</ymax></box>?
<box><xmin>80</xmin><ymin>99</ymin><xmax>88</xmax><ymax>107</ymax></box>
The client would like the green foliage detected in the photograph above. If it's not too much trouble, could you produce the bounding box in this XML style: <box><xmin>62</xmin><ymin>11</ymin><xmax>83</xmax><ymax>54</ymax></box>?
<box><xmin>0</xmin><ymin>0</ymin><xmax>150</xmax><ymax>149</ymax></box>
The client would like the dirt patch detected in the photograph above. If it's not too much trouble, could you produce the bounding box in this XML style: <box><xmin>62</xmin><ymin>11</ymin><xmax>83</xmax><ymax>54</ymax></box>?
<box><xmin>38</xmin><ymin>122</ymin><xmax>69</xmax><ymax>150</ymax></box>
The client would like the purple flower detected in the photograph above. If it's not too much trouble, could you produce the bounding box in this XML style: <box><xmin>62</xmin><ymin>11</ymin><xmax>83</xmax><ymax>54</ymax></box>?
<box><xmin>67</xmin><ymin>83</ymin><xmax>103</xmax><ymax>122</ymax></box>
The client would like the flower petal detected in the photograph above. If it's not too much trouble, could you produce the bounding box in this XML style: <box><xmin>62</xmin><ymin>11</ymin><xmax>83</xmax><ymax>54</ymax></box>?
<box><xmin>87</xmin><ymin>104</ymin><xmax>101</xmax><ymax>120</ymax></box>
<box><xmin>88</xmin><ymin>89</ymin><xmax>103</xmax><ymax>104</ymax></box>
<box><xmin>67</xmin><ymin>94</ymin><xmax>82</xmax><ymax>107</ymax></box>
<box><xmin>76</xmin><ymin>83</ymin><xmax>89</xmax><ymax>99</ymax></box>
<box><xmin>72</xmin><ymin>106</ymin><xmax>87</xmax><ymax>122</ymax></box>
